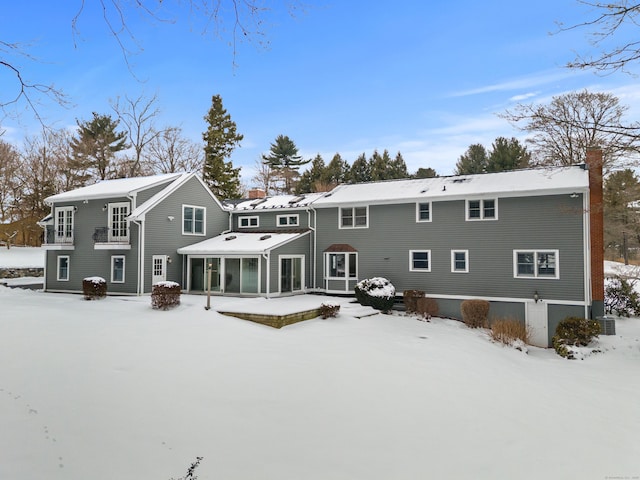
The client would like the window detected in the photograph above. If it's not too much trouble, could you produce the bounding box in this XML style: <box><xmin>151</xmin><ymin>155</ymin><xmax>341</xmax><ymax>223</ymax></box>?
<box><xmin>467</xmin><ymin>199</ymin><xmax>497</xmax><ymax>220</ymax></box>
<box><xmin>277</xmin><ymin>214</ymin><xmax>299</xmax><ymax>227</ymax></box>
<box><xmin>514</xmin><ymin>250</ymin><xmax>559</xmax><ymax>279</ymax></box>
<box><xmin>57</xmin><ymin>255</ymin><xmax>69</xmax><ymax>281</ymax></box>
<box><xmin>239</xmin><ymin>216</ymin><xmax>259</xmax><ymax>228</ymax></box>
<box><xmin>108</xmin><ymin>202</ymin><xmax>130</xmax><ymax>242</ymax></box>
<box><xmin>340</xmin><ymin>206</ymin><xmax>368</xmax><ymax>229</ymax></box>
<box><xmin>326</xmin><ymin>252</ymin><xmax>358</xmax><ymax>279</ymax></box>
<box><xmin>410</xmin><ymin>250</ymin><xmax>431</xmax><ymax>272</ymax></box>
<box><xmin>451</xmin><ymin>250</ymin><xmax>469</xmax><ymax>273</ymax></box>
<box><xmin>183</xmin><ymin>205</ymin><xmax>206</xmax><ymax>235</ymax></box>
<box><xmin>416</xmin><ymin>202</ymin><xmax>431</xmax><ymax>222</ymax></box>
<box><xmin>111</xmin><ymin>256</ymin><xmax>125</xmax><ymax>283</ymax></box>
<box><xmin>54</xmin><ymin>206</ymin><xmax>74</xmax><ymax>243</ymax></box>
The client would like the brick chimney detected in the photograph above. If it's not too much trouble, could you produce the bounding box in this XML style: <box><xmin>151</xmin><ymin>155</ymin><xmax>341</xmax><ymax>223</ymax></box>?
<box><xmin>586</xmin><ymin>147</ymin><xmax>604</xmax><ymax>318</ymax></box>
<box><xmin>248</xmin><ymin>188</ymin><xmax>266</xmax><ymax>199</ymax></box>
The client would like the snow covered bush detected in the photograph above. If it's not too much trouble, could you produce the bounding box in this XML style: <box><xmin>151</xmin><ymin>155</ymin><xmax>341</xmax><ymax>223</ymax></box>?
<box><xmin>605</xmin><ymin>275</ymin><xmax>640</xmax><ymax>317</ymax></box>
<box><xmin>355</xmin><ymin>277</ymin><xmax>396</xmax><ymax>312</ymax></box>
<box><xmin>151</xmin><ymin>281</ymin><xmax>181</xmax><ymax>310</ymax></box>
<box><xmin>490</xmin><ymin>317</ymin><xmax>529</xmax><ymax>349</ymax></box>
<box><xmin>320</xmin><ymin>303</ymin><xmax>340</xmax><ymax>319</ymax></box>
<box><xmin>403</xmin><ymin>290</ymin><xmax>425</xmax><ymax>313</ymax></box>
<box><xmin>82</xmin><ymin>276</ymin><xmax>107</xmax><ymax>300</ymax></box>
<box><xmin>552</xmin><ymin>316</ymin><xmax>601</xmax><ymax>359</ymax></box>
<box><xmin>460</xmin><ymin>299</ymin><xmax>490</xmax><ymax>328</ymax></box>
<box><xmin>416</xmin><ymin>297</ymin><xmax>439</xmax><ymax>319</ymax></box>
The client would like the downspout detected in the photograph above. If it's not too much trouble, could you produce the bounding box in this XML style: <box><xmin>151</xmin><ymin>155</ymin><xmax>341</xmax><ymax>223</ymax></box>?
<box><xmin>262</xmin><ymin>251</ymin><xmax>270</xmax><ymax>298</ymax></box>
<box><xmin>307</xmin><ymin>207</ymin><xmax>316</xmax><ymax>291</ymax></box>
<box><xmin>128</xmin><ymin>193</ymin><xmax>144</xmax><ymax>296</ymax></box>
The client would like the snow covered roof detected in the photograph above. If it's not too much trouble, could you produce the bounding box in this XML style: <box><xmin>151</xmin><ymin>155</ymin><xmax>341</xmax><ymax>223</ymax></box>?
<box><xmin>177</xmin><ymin>231</ymin><xmax>309</xmax><ymax>255</ymax></box>
<box><xmin>313</xmin><ymin>165</ymin><xmax>590</xmax><ymax>207</ymax></box>
<box><xmin>232</xmin><ymin>192</ymin><xmax>326</xmax><ymax>211</ymax></box>
<box><xmin>44</xmin><ymin>173</ymin><xmax>185</xmax><ymax>204</ymax></box>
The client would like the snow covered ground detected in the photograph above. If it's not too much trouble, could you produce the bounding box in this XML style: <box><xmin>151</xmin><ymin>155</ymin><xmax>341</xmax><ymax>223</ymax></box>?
<box><xmin>0</xmin><ymin>246</ymin><xmax>44</xmax><ymax>268</ymax></box>
<box><xmin>1</xmin><ymin>286</ymin><xmax>639</xmax><ymax>480</ymax></box>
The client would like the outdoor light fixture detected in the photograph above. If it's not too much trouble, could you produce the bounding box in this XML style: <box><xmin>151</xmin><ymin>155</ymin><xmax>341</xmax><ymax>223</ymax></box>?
<box><xmin>167</xmin><ymin>216</ymin><xmax>175</xmax><ymax>221</ymax></box>
<box><xmin>103</xmin><ymin>204</ymin><xmax>108</xmax><ymax>211</ymax></box>
<box><xmin>166</xmin><ymin>256</ymin><xmax>172</xmax><ymax>264</ymax></box>
<box><xmin>533</xmin><ymin>291</ymin><xmax>541</xmax><ymax>303</ymax></box>
<box><xmin>570</xmin><ymin>192</ymin><xmax>579</xmax><ymax>198</ymax></box>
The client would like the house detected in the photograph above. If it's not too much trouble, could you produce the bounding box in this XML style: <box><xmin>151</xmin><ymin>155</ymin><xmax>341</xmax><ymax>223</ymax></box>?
<box><xmin>40</xmin><ymin>149</ymin><xmax>605</xmax><ymax>347</ymax></box>
<box><xmin>41</xmin><ymin>172</ymin><xmax>228</xmax><ymax>294</ymax></box>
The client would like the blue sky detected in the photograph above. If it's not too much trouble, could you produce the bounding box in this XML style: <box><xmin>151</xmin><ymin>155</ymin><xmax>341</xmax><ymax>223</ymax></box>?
<box><xmin>2</xmin><ymin>1</ymin><xmax>639</xmax><ymax>185</ymax></box>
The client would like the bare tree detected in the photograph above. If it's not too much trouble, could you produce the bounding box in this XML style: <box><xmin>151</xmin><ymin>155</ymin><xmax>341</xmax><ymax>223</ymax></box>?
<box><xmin>251</xmin><ymin>157</ymin><xmax>275</xmax><ymax>195</ymax></box>
<box><xmin>501</xmin><ymin>90</ymin><xmax>640</xmax><ymax>170</ymax></box>
<box><xmin>145</xmin><ymin>126</ymin><xmax>204</xmax><ymax>174</ymax></box>
<box><xmin>559</xmin><ymin>2</ymin><xmax>640</xmax><ymax>74</ymax></box>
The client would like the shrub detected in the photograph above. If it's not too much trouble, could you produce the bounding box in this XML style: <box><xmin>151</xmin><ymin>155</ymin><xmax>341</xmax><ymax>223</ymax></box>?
<box><xmin>320</xmin><ymin>303</ymin><xmax>340</xmax><ymax>319</ymax></box>
<box><xmin>491</xmin><ymin>317</ymin><xmax>529</xmax><ymax>346</ymax></box>
<box><xmin>460</xmin><ymin>299</ymin><xmax>490</xmax><ymax>328</ymax></box>
<box><xmin>355</xmin><ymin>277</ymin><xmax>396</xmax><ymax>312</ymax></box>
<box><xmin>605</xmin><ymin>275</ymin><xmax>640</xmax><ymax>317</ymax></box>
<box><xmin>83</xmin><ymin>276</ymin><xmax>107</xmax><ymax>300</ymax></box>
<box><xmin>151</xmin><ymin>281</ymin><xmax>181</xmax><ymax>310</ymax></box>
<box><xmin>415</xmin><ymin>297</ymin><xmax>438</xmax><ymax>319</ymax></box>
<box><xmin>403</xmin><ymin>290</ymin><xmax>425</xmax><ymax>313</ymax></box>
<box><xmin>552</xmin><ymin>316</ymin><xmax>601</xmax><ymax>359</ymax></box>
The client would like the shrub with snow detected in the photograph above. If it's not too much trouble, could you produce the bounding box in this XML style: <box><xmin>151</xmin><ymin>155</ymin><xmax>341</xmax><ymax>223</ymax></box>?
<box><xmin>82</xmin><ymin>276</ymin><xmax>107</xmax><ymax>300</ymax></box>
<box><xmin>355</xmin><ymin>277</ymin><xmax>396</xmax><ymax>312</ymax></box>
<box><xmin>151</xmin><ymin>281</ymin><xmax>181</xmax><ymax>310</ymax></box>
<box><xmin>605</xmin><ymin>275</ymin><xmax>640</xmax><ymax>317</ymax></box>
<box><xmin>320</xmin><ymin>302</ymin><xmax>340</xmax><ymax>319</ymax></box>
<box><xmin>552</xmin><ymin>316</ymin><xmax>601</xmax><ymax>359</ymax></box>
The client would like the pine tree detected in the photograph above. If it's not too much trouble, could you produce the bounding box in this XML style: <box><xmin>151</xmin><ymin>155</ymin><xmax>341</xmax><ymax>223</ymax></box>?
<box><xmin>202</xmin><ymin>94</ymin><xmax>243</xmax><ymax>199</ymax></box>
<box><xmin>414</xmin><ymin>167</ymin><xmax>437</xmax><ymax>178</ymax></box>
<box><xmin>486</xmin><ymin>137</ymin><xmax>531</xmax><ymax>172</ymax></box>
<box><xmin>369</xmin><ymin>149</ymin><xmax>390</xmax><ymax>181</ymax></box>
<box><xmin>349</xmin><ymin>153</ymin><xmax>371</xmax><ymax>183</ymax></box>
<box><xmin>70</xmin><ymin>112</ymin><xmax>129</xmax><ymax>181</ymax></box>
<box><xmin>454</xmin><ymin>144</ymin><xmax>488</xmax><ymax>175</ymax></box>
<box><xmin>261</xmin><ymin>135</ymin><xmax>309</xmax><ymax>194</ymax></box>
<box><xmin>324</xmin><ymin>153</ymin><xmax>349</xmax><ymax>186</ymax></box>
<box><xmin>296</xmin><ymin>154</ymin><xmax>326</xmax><ymax>194</ymax></box>
<box><xmin>388</xmin><ymin>151</ymin><xmax>409</xmax><ymax>179</ymax></box>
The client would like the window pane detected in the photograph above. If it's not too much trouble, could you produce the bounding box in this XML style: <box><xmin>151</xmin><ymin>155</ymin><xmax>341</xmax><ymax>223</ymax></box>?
<box><xmin>279</xmin><ymin>216</ymin><xmax>288</xmax><ymax>226</ymax></box>
<box><xmin>354</xmin><ymin>207</ymin><xmax>367</xmax><ymax>226</ymax></box>
<box><xmin>329</xmin><ymin>254</ymin><xmax>346</xmax><ymax>277</ymax></box>
<box><xmin>112</xmin><ymin>257</ymin><xmax>124</xmax><ymax>282</ymax></box>
<box><xmin>454</xmin><ymin>251</ymin><xmax>466</xmax><ymax>271</ymax></box>
<box><xmin>289</xmin><ymin>216</ymin><xmax>298</xmax><ymax>226</ymax></box>
<box><xmin>241</xmin><ymin>258</ymin><xmax>259</xmax><ymax>293</ymax></box>
<box><xmin>517</xmin><ymin>252</ymin><xmax>535</xmax><ymax>276</ymax></box>
<box><xmin>483</xmin><ymin>199</ymin><xmax>496</xmax><ymax>218</ymax></box>
<box><xmin>348</xmin><ymin>253</ymin><xmax>357</xmax><ymax>278</ymax></box>
<box><xmin>341</xmin><ymin>208</ymin><xmax>353</xmax><ymax>227</ymax></box>
<box><xmin>58</xmin><ymin>257</ymin><xmax>69</xmax><ymax>280</ymax></box>
<box><xmin>468</xmin><ymin>201</ymin><xmax>481</xmax><ymax>218</ymax></box>
<box><xmin>194</xmin><ymin>208</ymin><xmax>204</xmax><ymax>234</ymax></box>
<box><xmin>412</xmin><ymin>251</ymin><xmax>429</xmax><ymax>270</ymax></box>
<box><xmin>537</xmin><ymin>252</ymin><xmax>556</xmax><ymax>276</ymax></box>
<box><xmin>419</xmin><ymin>203</ymin><xmax>430</xmax><ymax>221</ymax></box>
<box><xmin>184</xmin><ymin>207</ymin><xmax>193</xmax><ymax>233</ymax></box>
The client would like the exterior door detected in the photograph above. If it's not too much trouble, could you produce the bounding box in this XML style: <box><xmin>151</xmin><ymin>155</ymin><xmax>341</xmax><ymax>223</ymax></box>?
<box><xmin>152</xmin><ymin>255</ymin><xmax>167</xmax><ymax>285</ymax></box>
<box><xmin>526</xmin><ymin>301</ymin><xmax>549</xmax><ymax>348</ymax></box>
<box><xmin>280</xmin><ymin>256</ymin><xmax>303</xmax><ymax>293</ymax></box>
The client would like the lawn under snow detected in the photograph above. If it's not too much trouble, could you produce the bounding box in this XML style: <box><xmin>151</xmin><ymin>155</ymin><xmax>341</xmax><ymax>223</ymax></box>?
<box><xmin>1</xmin><ymin>287</ymin><xmax>639</xmax><ymax>480</ymax></box>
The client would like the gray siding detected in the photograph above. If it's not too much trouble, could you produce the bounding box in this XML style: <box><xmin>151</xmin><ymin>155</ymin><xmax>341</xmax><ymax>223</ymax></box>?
<box><xmin>142</xmin><ymin>176</ymin><xmax>229</xmax><ymax>292</ymax></box>
<box><xmin>314</xmin><ymin>194</ymin><xmax>586</xmax><ymax>303</ymax></box>
<box><xmin>44</xmin><ymin>196</ymin><xmax>140</xmax><ymax>294</ymax></box>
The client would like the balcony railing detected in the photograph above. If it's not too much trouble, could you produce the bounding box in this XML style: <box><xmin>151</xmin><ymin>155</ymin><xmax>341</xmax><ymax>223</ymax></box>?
<box><xmin>93</xmin><ymin>227</ymin><xmax>130</xmax><ymax>245</ymax></box>
<box><xmin>43</xmin><ymin>225</ymin><xmax>74</xmax><ymax>246</ymax></box>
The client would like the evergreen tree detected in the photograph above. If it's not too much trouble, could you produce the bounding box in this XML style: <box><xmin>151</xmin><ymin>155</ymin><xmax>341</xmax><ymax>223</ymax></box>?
<box><xmin>324</xmin><ymin>153</ymin><xmax>349</xmax><ymax>186</ymax></box>
<box><xmin>296</xmin><ymin>154</ymin><xmax>326</xmax><ymax>194</ymax></box>
<box><xmin>486</xmin><ymin>137</ymin><xmax>531</xmax><ymax>172</ymax></box>
<box><xmin>604</xmin><ymin>169</ymin><xmax>640</xmax><ymax>259</ymax></box>
<box><xmin>454</xmin><ymin>144</ymin><xmax>488</xmax><ymax>175</ymax></box>
<box><xmin>370</xmin><ymin>149</ymin><xmax>391</xmax><ymax>181</ymax></box>
<box><xmin>70</xmin><ymin>112</ymin><xmax>129</xmax><ymax>181</ymax></box>
<box><xmin>202</xmin><ymin>94</ymin><xmax>243</xmax><ymax>199</ymax></box>
<box><xmin>414</xmin><ymin>167</ymin><xmax>438</xmax><ymax>178</ymax></box>
<box><xmin>349</xmin><ymin>153</ymin><xmax>372</xmax><ymax>183</ymax></box>
<box><xmin>261</xmin><ymin>134</ymin><xmax>309</xmax><ymax>194</ymax></box>
<box><xmin>388</xmin><ymin>151</ymin><xmax>409</xmax><ymax>179</ymax></box>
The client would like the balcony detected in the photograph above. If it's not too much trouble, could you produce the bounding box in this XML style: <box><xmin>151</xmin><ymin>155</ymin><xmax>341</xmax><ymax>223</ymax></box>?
<box><xmin>42</xmin><ymin>226</ymin><xmax>74</xmax><ymax>250</ymax></box>
<box><xmin>93</xmin><ymin>227</ymin><xmax>131</xmax><ymax>250</ymax></box>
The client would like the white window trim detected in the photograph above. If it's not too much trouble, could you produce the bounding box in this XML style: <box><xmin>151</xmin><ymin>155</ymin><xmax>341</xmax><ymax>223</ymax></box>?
<box><xmin>339</xmin><ymin>206</ymin><xmax>369</xmax><ymax>229</ymax></box>
<box><xmin>111</xmin><ymin>255</ymin><xmax>126</xmax><ymax>283</ymax></box>
<box><xmin>182</xmin><ymin>205</ymin><xmax>207</xmax><ymax>236</ymax></box>
<box><xmin>513</xmin><ymin>250</ymin><xmax>560</xmax><ymax>279</ymax></box>
<box><xmin>278</xmin><ymin>254</ymin><xmax>305</xmax><ymax>293</ymax></box>
<box><xmin>466</xmin><ymin>198</ymin><xmax>498</xmax><ymax>221</ymax></box>
<box><xmin>57</xmin><ymin>255</ymin><xmax>70</xmax><ymax>281</ymax></box>
<box><xmin>451</xmin><ymin>249</ymin><xmax>469</xmax><ymax>273</ymax></box>
<box><xmin>276</xmin><ymin>214</ymin><xmax>300</xmax><ymax>227</ymax></box>
<box><xmin>409</xmin><ymin>250</ymin><xmax>431</xmax><ymax>272</ymax></box>
<box><xmin>239</xmin><ymin>215</ymin><xmax>260</xmax><ymax>228</ymax></box>
<box><xmin>108</xmin><ymin>202</ymin><xmax>130</xmax><ymax>243</ymax></box>
<box><xmin>416</xmin><ymin>201</ymin><xmax>432</xmax><ymax>223</ymax></box>
<box><xmin>54</xmin><ymin>206</ymin><xmax>74</xmax><ymax>242</ymax></box>
<box><xmin>324</xmin><ymin>252</ymin><xmax>358</xmax><ymax>280</ymax></box>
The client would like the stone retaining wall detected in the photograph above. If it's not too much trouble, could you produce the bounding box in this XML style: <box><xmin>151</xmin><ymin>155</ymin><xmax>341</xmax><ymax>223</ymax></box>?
<box><xmin>0</xmin><ymin>267</ymin><xmax>44</xmax><ymax>279</ymax></box>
